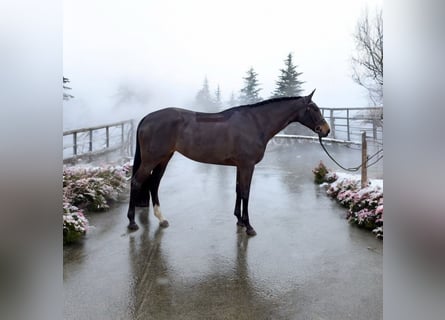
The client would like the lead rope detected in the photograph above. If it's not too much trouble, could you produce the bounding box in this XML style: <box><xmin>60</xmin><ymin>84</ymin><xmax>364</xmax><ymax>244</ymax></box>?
<box><xmin>318</xmin><ymin>136</ymin><xmax>383</xmax><ymax>172</ymax></box>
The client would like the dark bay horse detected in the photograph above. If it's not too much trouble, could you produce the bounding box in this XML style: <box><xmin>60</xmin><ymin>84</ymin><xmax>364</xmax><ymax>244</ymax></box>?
<box><xmin>127</xmin><ymin>89</ymin><xmax>330</xmax><ymax>236</ymax></box>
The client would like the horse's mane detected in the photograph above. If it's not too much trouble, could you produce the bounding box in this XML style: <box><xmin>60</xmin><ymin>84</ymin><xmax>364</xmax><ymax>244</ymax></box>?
<box><xmin>222</xmin><ymin>96</ymin><xmax>303</xmax><ymax>114</ymax></box>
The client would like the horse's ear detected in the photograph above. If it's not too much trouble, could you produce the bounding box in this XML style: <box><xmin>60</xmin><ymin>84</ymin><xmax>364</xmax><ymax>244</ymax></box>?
<box><xmin>307</xmin><ymin>89</ymin><xmax>316</xmax><ymax>101</ymax></box>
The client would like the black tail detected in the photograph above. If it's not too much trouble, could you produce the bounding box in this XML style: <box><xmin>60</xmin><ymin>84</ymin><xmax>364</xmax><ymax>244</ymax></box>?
<box><xmin>132</xmin><ymin>115</ymin><xmax>147</xmax><ymax>178</ymax></box>
<box><xmin>132</xmin><ymin>132</ymin><xmax>141</xmax><ymax>178</ymax></box>
<box><xmin>131</xmin><ymin>118</ymin><xmax>150</xmax><ymax>207</ymax></box>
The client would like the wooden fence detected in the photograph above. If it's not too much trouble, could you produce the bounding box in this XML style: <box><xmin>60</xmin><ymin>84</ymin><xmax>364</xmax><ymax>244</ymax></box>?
<box><xmin>63</xmin><ymin>120</ymin><xmax>135</xmax><ymax>163</ymax></box>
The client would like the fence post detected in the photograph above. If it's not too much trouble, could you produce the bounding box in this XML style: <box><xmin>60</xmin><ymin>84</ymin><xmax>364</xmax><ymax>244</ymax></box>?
<box><xmin>89</xmin><ymin>129</ymin><xmax>93</xmax><ymax>152</ymax></box>
<box><xmin>347</xmin><ymin>109</ymin><xmax>350</xmax><ymax>141</ymax></box>
<box><xmin>121</xmin><ymin>123</ymin><xmax>125</xmax><ymax>147</ymax></box>
<box><xmin>329</xmin><ymin>109</ymin><xmax>335</xmax><ymax>139</ymax></box>
<box><xmin>361</xmin><ymin>131</ymin><xmax>368</xmax><ymax>188</ymax></box>
<box><xmin>106</xmin><ymin>126</ymin><xmax>109</xmax><ymax>148</ymax></box>
<box><xmin>73</xmin><ymin>132</ymin><xmax>77</xmax><ymax>156</ymax></box>
<box><xmin>130</xmin><ymin>120</ymin><xmax>135</xmax><ymax>156</ymax></box>
<box><xmin>120</xmin><ymin>122</ymin><xmax>125</xmax><ymax>156</ymax></box>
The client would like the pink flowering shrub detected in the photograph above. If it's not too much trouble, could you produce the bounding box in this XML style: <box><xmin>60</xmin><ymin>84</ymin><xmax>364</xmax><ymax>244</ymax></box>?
<box><xmin>330</xmin><ymin>181</ymin><xmax>383</xmax><ymax>239</ymax></box>
<box><xmin>63</xmin><ymin>165</ymin><xmax>128</xmax><ymax>211</ymax></box>
<box><xmin>122</xmin><ymin>161</ymin><xmax>133</xmax><ymax>178</ymax></box>
<box><xmin>63</xmin><ymin>195</ymin><xmax>89</xmax><ymax>245</ymax></box>
<box><xmin>314</xmin><ymin>164</ymin><xmax>383</xmax><ymax>239</ymax></box>
<box><xmin>63</xmin><ymin>164</ymin><xmax>129</xmax><ymax>244</ymax></box>
<box><xmin>327</xmin><ymin>179</ymin><xmax>360</xmax><ymax>203</ymax></box>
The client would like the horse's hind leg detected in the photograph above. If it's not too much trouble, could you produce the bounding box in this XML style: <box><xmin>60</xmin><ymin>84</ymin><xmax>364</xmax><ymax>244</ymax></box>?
<box><xmin>234</xmin><ymin>168</ymin><xmax>244</xmax><ymax>227</ymax></box>
<box><xmin>135</xmin><ymin>178</ymin><xmax>150</xmax><ymax>207</ymax></box>
<box><xmin>149</xmin><ymin>155</ymin><xmax>173</xmax><ymax>228</ymax></box>
<box><xmin>127</xmin><ymin>163</ymin><xmax>154</xmax><ymax>230</ymax></box>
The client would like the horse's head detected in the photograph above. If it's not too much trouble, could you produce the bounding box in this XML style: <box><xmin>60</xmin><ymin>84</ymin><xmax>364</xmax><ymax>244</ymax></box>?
<box><xmin>298</xmin><ymin>89</ymin><xmax>330</xmax><ymax>137</ymax></box>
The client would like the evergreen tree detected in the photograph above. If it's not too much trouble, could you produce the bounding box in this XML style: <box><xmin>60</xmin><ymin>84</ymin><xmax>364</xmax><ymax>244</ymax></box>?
<box><xmin>271</xmin><ymin>53</ymin><xmax>304</xmax><ymax>97</ymax></box>
<box><xmin>239</xmin><ymin>67</ymin><xmax>262</xmax><ymax>104</ymax></box>
<box><xmin>214</xmin><ymin>84</ymin><xmax>223</xmax><ymax>110</ymax></box>
<box><xmin>227</xmin><ymin>91</ymin><xmax>239</xmax><ymax>107</ymax></box>
<box><xmin>63</xmin><ymin>77</ymin><xmax>74</xmax><ymax>101</ymax></box>
<box><xmin>194</xmin><ymin>76</ymin><xmax>214</xmax><ymax>111</ymax></box>
<box><xmin>112</xmin><ymin>82</ymin><xmax>150</xmax><ymax>109</ymax></box>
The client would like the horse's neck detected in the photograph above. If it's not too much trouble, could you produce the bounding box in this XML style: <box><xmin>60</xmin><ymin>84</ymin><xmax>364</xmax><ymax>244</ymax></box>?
<box><xmin>250</xmin><ymin>102</ymin><xmax>302</xmax><ymax>141</ymax></box>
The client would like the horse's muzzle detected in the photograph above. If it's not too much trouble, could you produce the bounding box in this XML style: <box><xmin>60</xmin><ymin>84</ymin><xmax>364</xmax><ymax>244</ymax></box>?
<box><xmin>315</xmin><ymin>122</ymin><xmax>330</xmax><ymax>137</ymax></box>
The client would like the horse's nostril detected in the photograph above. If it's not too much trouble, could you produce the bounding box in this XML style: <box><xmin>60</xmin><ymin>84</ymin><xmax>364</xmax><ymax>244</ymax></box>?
<box><xmin>315</xmin><ymin>126</ymin><xmax>321</xmax><ymax>132</ymax></box>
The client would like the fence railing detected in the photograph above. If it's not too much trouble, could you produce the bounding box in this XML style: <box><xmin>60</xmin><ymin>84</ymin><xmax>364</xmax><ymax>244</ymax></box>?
<box><xmin>279</xmin><ymin>107</ymin><xmax>383</xmax><ymax>146</ymax></box>
<box><xmin>62</xmin><ymin>107</ymin><xmax>383</xmax><ymax>163</ymax></box>
<box><xmin>320</xmin><ymin>107</ymin><xmax>383</xmax><ymax>145</ymax></box>
<box><xmin>63</xmin><ymin>120</ymin><xmax>135</xmax><ymax>163</ymax></box>
<box><xmin>273</xmin><ymin>107</ymin><xmax>383</xmax><ymax>178</ymax></box>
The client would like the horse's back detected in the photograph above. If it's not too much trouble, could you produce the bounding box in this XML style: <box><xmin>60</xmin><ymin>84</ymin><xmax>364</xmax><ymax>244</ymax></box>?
<box><xmin>136</xmin><ymin>108</ymin><xmax>187</xmax><ymax>159</ymax></box>
<box><xmin>137</xmin><ymin>106</ymin><xmax>266</xmax><ymax>165</ymax></box>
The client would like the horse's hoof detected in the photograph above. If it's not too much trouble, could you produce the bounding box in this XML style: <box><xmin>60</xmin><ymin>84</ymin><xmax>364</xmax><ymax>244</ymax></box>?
<box><xmin>237</xmin><ymin>221</ymin><xmax>245</xmax><ymax>227</ymax></box>
<box><xmin>246</xmin><ymin>228</ymin><xmax>257</xmax><ymax>236</ymax></box>
<box><xmin>128</xmin><ymin>223</ymin><xmax>139</xmax><ymax>231</ymax></box>
<box><xmin>159</xmin><ymin>220</ymin><xmax>169</xmax><ymax>228</ymax></box>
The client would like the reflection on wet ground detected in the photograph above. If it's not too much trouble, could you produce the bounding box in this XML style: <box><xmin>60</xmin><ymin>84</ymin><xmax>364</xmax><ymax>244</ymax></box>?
<box><xmin>64</xmin><ymin>142</ymin><xmax>382</xmax><ymax>320</ymax></box>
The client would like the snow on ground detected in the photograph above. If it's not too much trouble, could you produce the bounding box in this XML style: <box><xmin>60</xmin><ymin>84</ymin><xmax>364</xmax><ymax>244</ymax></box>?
<box><xmin>330</xmin><ymin>172</ymin><xmax>383</xmax><ymax>191</ymax></box>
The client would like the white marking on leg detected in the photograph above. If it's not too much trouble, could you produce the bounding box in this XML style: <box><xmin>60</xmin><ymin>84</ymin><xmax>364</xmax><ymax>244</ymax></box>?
<box><xmin>153</xmin><ymin>205</ymin><xmax>166</xmax><ymax>223</ymax></box>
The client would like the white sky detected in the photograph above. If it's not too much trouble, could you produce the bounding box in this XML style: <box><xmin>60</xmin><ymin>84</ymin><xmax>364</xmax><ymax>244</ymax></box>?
<box><xmin>63</xmin><ymin>0</ymin><xmax>382</xmax><ymax>127</ymax></box>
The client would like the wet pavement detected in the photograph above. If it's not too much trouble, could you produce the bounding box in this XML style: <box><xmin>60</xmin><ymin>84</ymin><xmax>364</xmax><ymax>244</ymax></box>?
<box><xmin>64</xmin><ymin>142</ymin><xmax>382</xmax><ymax>320</ymax></box>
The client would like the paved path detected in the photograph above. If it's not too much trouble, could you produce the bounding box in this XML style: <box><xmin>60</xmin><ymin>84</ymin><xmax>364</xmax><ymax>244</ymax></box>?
<box><xmin>64</xmin><ymin>142</ymin><xmax>382</xmax><ymax>320</ymax></box>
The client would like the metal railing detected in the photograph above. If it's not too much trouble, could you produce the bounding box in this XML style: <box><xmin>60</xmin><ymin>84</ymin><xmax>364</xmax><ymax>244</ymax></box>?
<box><xmin>320</xmin><ymin>107</ymin><xmax>383</xmax><ymax>145</ymax></box>
<box><xmin>62</xmin><ymin>107</ymin><xmax>383</xmax><ymax>163</ymax></box>
<box><xmin>273</xmin><ymin>107</ymin><xmax>383</xmax><ymax>178</ymax></box>
<box><xmin>63</xmin><ymin>120</ymin><xmax>135</xmax><ymax>163</ymax></box>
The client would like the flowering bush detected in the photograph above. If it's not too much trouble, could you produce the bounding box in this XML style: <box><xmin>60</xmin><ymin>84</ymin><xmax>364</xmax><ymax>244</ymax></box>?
<box><xmin>63</xmin><ymin>195</ymin><xmax>89</xmax><ymax>245</ymax></box>
<box><xmin>315</xmin><ymin>165</ymin><xmax>383</xmax><ymax>239</ymax></box>
<box><xmin>312</xmin><ymin>161</ymin><xmax>338</xmax><ymax>184</ymax></box>
<box><xmin>63</xmin><ymin>165</ymin><xmax>128</xmax><ymax>211</ymax></box>
<box><xmin>63</xmin><ymin>163</ymin><xmax>130</xmax><ymax>244</ymax></box>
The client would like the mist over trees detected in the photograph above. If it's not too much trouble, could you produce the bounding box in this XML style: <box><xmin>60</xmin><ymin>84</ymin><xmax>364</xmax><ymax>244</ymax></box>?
<box><xmin>227</xmin><ymin>92</ymin><xmax>239</xmax><ymax>107</ymax></box>
<box><xmin>193</xmin><ymin>54</ymin><xmax>307</xmax><ymax>110</ymax></box>
<box><xmin>351</xmin><ymin>7</ymin><xmax>383</xmax><ymax>106</ymax></box>
<box><xmin>214</xmin><ymin>85</ymin><xmax>222</xmax><ymax>110</ymax></box>
<box><xmin>194</xmin><ymin>78</ymin><xmax>233</xmax><ymax>111</ymax></box>
<box><xmin>272</xmin><ymin>53</ymin><xmax>304</xmax><ymax>97</ymax></box>
<box><xmin>194</xmin><ymin>77</ymin><xmax>217</xmax><ymax>112</ymax></box>
<box><xmin>112</xmin><ymin>82</ymin><xmax>150</xmax><ymax>110</ymax></box>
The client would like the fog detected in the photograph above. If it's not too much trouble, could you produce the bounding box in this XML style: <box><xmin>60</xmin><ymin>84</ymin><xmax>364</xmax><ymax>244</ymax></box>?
<box><xmin>63</xmin><ymin>0</ymin><xmax>383</xmax><ymax>130</ymax></box>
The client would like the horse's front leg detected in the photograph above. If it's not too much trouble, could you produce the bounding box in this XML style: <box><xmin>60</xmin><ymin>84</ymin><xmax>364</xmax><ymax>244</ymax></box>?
<box><xmin>238</xmin><ymin>165</ymin><xmax>257</xmax><ymax>236</ymax></box>
<box><xmin>241</xmin><ymin>193</ymin><xmax>256</xmax><ymax>236</ymax></box>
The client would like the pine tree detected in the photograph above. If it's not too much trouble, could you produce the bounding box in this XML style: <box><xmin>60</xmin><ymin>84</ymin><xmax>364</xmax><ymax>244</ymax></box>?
<box><xmin>239</xmin><ymin>67</ymin><xmax>262</xmax><ymax>104</ymax></box>
<box><xmin>63</xmin><ymin>77</ymin><xmax>74</xmax><ymax>101</ymax></box>
<box><xmin>195</xmin><ymin>76</ymin><xmax>214</xmax><ymax>111</ymax></box>
<box><xmin>227</xmin><ymin>91</ymin><xmax>239</xmax><ymax>107</ymax></box>
<box><xmin>214</xmin><ymin>84</ymin><xmax>223</xmax><ymax>110</ymax></box>
<box><xmin>272</xmin><ymin>53</ymin><xmax>304</xmax><ymax>97</ymax></box>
